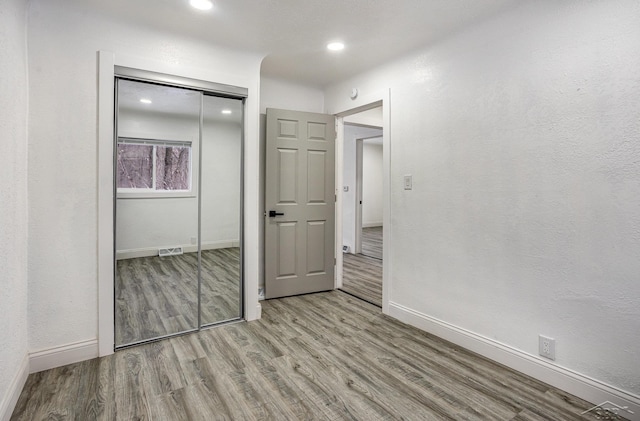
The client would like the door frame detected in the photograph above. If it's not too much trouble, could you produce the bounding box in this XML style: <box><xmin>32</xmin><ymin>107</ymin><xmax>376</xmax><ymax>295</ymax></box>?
<box><xmin>332</xmin><ymin>89</ymin><xmax>390</xmax><ymax>314</ymax></box>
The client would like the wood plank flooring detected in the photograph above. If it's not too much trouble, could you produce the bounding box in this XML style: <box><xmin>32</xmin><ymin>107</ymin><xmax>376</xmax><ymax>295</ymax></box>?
<box><xmin>12</xmin><ymin>291</ymin><xmax>601</xmax><ymax>421</ymax></box>
<box><xmin>362</xmin><ymin>226</ymin><xmax>383</xmax><ymax>260</ymax></box>
<box><xmin>341</xmin><ymin>252</ymin><xmax>382</xmax><ymax>307</ymax></box>
<box><xmin>116</xmin><ymin>248</ymin><xmax>241</xmax><ymax>346</ymax></box>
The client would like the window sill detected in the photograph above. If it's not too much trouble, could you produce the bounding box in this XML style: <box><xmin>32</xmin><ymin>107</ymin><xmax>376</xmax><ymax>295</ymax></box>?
<box><xmin>117</xmin><ymin>191</ymin><xmax>196</xmax><ymax>199</ymax></box>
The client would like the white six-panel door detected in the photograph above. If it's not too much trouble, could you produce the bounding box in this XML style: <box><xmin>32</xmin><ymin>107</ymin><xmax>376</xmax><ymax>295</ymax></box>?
<box><xmin>265</xmin><ymin>108</ymin><xmax>336</xmax><ymax>299</ymax></box>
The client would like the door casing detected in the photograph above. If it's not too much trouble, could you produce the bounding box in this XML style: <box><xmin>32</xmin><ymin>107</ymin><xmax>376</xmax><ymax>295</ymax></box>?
<box><xmin>332</xmin><ymin>90</ymin><xmax>391</xmax><ymax>314</ymax></box>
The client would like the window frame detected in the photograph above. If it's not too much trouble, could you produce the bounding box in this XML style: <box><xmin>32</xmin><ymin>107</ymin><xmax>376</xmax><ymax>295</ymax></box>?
<box><xmin>116</xmin><ymin>134</ymin><xmax>198</xmax><ymax>199</ymax></box>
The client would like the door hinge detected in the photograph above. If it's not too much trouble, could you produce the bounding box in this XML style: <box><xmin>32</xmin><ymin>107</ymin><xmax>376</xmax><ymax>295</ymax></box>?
<box><xmin>335</xmin><ymin>194</ymin><xmax>337</xmax><ymax>202</ymax></box>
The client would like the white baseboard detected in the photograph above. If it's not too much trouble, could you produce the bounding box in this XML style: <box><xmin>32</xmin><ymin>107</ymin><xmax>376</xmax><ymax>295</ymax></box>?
<box><xmin>0</xmin><ymin>353</ymin><xmax>29</xmax><ymax>421</ymax></box>
<box><xmin>388</xmin><ymin>301</ymin><xmax>640</xmax><ymax>421</ymax></box>
<box><xmin>29</xmin><ymin>339</ymin><xmax>98</xmax><ymax>374</ymax></box>
<box><xmin>116</xmin><ymin>240</ymin><xmax>240</xmax><ymax>260</ymax></box>
<box><xmin>362</xmin><ymin>222</ymin><xmax>382</xmax><ymax>228</ymax></box>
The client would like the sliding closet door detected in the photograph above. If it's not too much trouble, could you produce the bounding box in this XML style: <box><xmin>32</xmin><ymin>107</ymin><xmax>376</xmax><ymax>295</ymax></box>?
<box><xmin>200</xmin><ymin>95</ymin><xmax>243</xmax><ymax>325</ymax></box>
<box><xmin>115</xmin><ymin>79</ymin><xmax>201</xmax><ymax>347</ymax></box>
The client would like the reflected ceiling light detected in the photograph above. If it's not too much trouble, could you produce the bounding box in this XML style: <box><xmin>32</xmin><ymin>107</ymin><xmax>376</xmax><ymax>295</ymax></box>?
<box><xmin>190</xmin><ymin>0</ymin><xmax>213</xmax><ymax>10</ymax></box>
<box><xmin>327</xmin><ymin>42</ymin><xmax>345</xmax><ymax>51</ymax></box>
<box><xmin>221</xmin><ymin>109</ymin><xmax>232</xmax><ymax>114</ymax></box>
<box><xmin>139</xmin><ymin>98</ymin><xmax>152</xmax><ymax>104</ymax></box>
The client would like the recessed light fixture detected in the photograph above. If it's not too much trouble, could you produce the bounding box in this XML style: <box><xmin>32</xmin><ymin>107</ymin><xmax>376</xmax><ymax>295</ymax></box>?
<box><xmin>140</xmin><ymin>98</ymin><xmax>152</xmax><ymax>104</ymax></box>
<box><xmin>327</xmin><ymin>42</ymin><xmax>345</xmax><ymax>51</ymax></box>
<box><xmin>221</xmin><ymin>109</ymin><xmax>232</xmax><ymax>114</ymax></box>
<box><xmin>190</xmin><ymin>0</ymin><xmax>213</xmax><ymax>10</ymax></box>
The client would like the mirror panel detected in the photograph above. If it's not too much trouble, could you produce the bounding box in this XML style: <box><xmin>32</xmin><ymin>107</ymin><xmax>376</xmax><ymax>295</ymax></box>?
<box><xmin>200</xmin><ymin>95</ymin><xmax>243</xmax><ymax>325</ymax></box>
<box><xmin>115</xmin><ymin>79</ymin><xmax>201</xmax><ymax>347</ymax></box>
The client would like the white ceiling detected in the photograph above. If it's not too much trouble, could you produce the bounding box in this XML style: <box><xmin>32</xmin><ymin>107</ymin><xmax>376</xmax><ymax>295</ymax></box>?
<box><xmin>68</xmin><ymin>0</ymin><xmax>517</xmax><ymax>87</ymax></box>
<box><xmin>117</xmin><ymin>79</ymin><xmax>243</xmax><ymax>122</ymax></box>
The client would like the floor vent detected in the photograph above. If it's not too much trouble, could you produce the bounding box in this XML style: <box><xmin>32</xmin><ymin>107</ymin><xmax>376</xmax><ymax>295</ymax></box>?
<box><xmin>158</xmin><ymin>247</ymin><xmax>184</xmax><ymax>257</ymax></box>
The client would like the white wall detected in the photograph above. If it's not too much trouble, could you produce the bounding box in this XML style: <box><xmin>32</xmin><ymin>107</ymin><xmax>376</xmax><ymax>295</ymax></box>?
<box><xmin>260</xmin><ymin>76</ymin><xmax>324</xmax><ymax>114</ymax></box>
<box><xmin>0</xmin><ymin>0</ymin><xmax>29</xmax><ymax>416</ymax></box>
<box><xmin>344</xmin><ymin>107</ymin><xmax>383</xmax><ymax>127</ymax></box>
<box><xmin>326</xmin><ymin>0</ymin><xmax>640</xmax><ymax>404</ymax></box>
<box><xmin>342</xmin><ymin>136</ymin><xmax>357</xmax><ymax>252</ymax></box>
<box><xmin>27</xmin><ymin>0</ymin><xmax>262</xmax><ymax>359</ymax></box>
<box><xmin>362</xmin><ymin>140</ymin><xmax>383</xmax><ymax>227</ymax></box>
<box><xmin>116</xmin><ymin>111</ymin><xmax>241</xmax><ymax>255</ymax></box>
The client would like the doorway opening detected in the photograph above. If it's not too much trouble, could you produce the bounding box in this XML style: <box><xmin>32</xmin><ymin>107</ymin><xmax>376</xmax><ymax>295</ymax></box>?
<box><xmin>339</xmin><ymin>107</ymin><xmax>384</xmax><ymax>308</ymax></box>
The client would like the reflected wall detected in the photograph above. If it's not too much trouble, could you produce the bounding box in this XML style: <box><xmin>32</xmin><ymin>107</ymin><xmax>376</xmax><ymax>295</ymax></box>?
<box><xmin>114</xmin><ymin>76</ymin><xmax>243</xmax><ymax>348</ymax></box>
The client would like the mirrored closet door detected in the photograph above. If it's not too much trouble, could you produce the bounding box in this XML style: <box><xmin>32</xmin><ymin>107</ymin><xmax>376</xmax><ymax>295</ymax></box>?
<box><xmin>114</xmin><ymin>70</ymin><xmax>244</xmax><ymax>349</ymax></box>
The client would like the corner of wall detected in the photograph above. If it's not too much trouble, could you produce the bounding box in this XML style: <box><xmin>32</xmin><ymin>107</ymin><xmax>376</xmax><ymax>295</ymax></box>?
<box><xmin>0</xmin><ymin>353</ymin><xmax>29</xmax><ymax>421</ymax></box>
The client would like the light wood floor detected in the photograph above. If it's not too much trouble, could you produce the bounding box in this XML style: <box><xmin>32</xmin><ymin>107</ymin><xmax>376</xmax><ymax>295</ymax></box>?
<box><xmin>341</xmin><ymin>226</ymin><xmax>383</xmax><ymax>306</ymax></box>
<box><xmin>12</xmin><ymin>291</ymin><xmax>598</xmax><ymax>420</ymax></box>
<box><xmin>342</xmin><ymin>252</ymin><xmax>382</xmax><ymax>307</ymax></box>
<box><xmin>362</xmin><ymin>226</ymin><xmax>383</xmax><ymax>260</ymax></box>
<box><xmin>116</xmin><ymin>248</ymin><xmax>241</xmax><ymax>347</ymax></box>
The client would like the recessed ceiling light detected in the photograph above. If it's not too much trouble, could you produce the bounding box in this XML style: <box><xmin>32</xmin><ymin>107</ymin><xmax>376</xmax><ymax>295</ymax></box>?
<box><xmin>327</xmin><ymin>42</ymin><xmax>345</xmax><ymax>51</ymax></box>
<box><xmin>190</xmin><ymin>0</ymin><xmax>213</xmax><ymax>10</ymax></box>
<box><xmin>221</xmin><ymin>109</ymin><xmax>232</xmax><ymax>114</ymax></box>
<box><xmin>140</xmin><ymin>98</ymin><xmax>152</xmax><ymax>104</ymax></box>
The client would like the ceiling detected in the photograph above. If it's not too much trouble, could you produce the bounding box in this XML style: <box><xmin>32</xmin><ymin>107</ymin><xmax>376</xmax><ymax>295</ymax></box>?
<box><xmin>117</xmin><ymin>79</ymin><xmax>243</xmax><ymax>122</ymax></box>
<box><xmin>66</xmin><ymin>0</ymin><xmax>517</xmax><ymax>87</ymax></box>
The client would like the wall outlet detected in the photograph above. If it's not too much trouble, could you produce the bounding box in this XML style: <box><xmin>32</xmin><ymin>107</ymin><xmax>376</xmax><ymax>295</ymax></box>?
<box><xmin>539</xmin><ymin>335</ymin><xmax>556</xmax><ymax>360</ymax></box>
<box><xmin>190</xmin><ymin>236</ymin><xmax>197</xmax><ymax>245</ymax></box>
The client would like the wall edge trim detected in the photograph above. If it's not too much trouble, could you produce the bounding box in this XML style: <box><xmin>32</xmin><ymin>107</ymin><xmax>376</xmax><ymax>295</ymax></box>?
<box><xmin>0</xmin><ymin>353</ymin><xmax>29</xmax><ymax>421</ymax></box>
<box><xmin>29</xmin><ymin>339</ymin><xmax>98</xmax><ymax>374</ymax></box>
<box><xmin>388</xmin><ymin>301</ymin><xmax>640</xmax><ymax>420</ymax></box>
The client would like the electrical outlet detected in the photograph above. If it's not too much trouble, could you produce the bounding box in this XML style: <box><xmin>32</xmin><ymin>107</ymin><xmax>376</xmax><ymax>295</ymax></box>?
<box><xmin>539</xmin><ymin>335</ymin><xmax>556</xmax><ymax>360</ymax></box>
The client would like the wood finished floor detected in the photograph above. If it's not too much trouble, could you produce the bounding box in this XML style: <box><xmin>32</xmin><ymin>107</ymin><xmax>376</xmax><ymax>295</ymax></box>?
<box><xmin>341</xmin><ymin>226</ymin><xmax>383</xmax><ymax>306</ymax></box>
<box><xmin>116</xmin><ymin>248</ymin><xmax>241</xmax><ymax>346</ymax></box>
<box><xmin>362</xmin><ymin>226</ymin><xmax>383</xmax><ymax>260</ymax></box>
<box><xmin>12</xmin><ymin>291</ymin><xmax>599</xmax><ymax>421</ymax></box>
<box><xmin>342</xmin><ymin>252</ymin><xmax>382</xmax><ymax>307</ymax></box>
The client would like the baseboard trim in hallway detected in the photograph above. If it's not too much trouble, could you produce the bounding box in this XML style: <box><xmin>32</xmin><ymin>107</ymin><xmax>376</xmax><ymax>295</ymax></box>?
<box><xmin>29</xmin><ymin>339</ymin><xmax>98</xmax><ymax>374</ymax></box>
<box><xmin>0</xmin><ymin>354</ymin><xmax>28</xmax><ymax>421</ymax></box>
<box><xmin>388</xmin><ymin>301</ymin><xmax>640</xmax><ymax>420</ymax></box>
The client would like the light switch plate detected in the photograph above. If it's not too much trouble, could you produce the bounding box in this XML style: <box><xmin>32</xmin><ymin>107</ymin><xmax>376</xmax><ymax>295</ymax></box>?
<box><xmin>404</xmin><ymin>175</ymin><xmax>412</xmax><ymax>190</ymax></box>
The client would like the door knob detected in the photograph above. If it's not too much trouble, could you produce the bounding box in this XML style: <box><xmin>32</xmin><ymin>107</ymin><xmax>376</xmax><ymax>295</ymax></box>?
<box><xmin>268</xmin><ymin>210</ymin><xmax>284</xmax><ymax>217</ymax></box>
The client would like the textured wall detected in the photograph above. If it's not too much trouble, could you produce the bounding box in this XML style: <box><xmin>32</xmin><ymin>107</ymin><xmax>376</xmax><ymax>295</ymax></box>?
<box><xmin>326</xmin><ymin>0</ymin><xmax>640</xmax><ymax>396</ymax></box>
<box><xmin>27</xmin><ymin>0</ymin><xmax>262</xmax><ymax>353</ymax></box>
<box><xmin>0</xmin><ymin>0</ymin><xmax>29</xmax><ymax>412</ymax></box>
<box><xmin>116</xmin><ymin>113</ymin><xmax>241</xmax><ymax>253</ymax></box>
<box><xmin>362</xmin><ymin>141</ymin><xmax>383</xmax><ymax>227</ymax></box>
<box><xmin>342</xmin><ymin>135</ymin><xmax>357</xmax><ymax>251</ymax></box>
<box><xmin>259</xmin><ymin>76</ymin><xmax>324</xmax><ymax>114</ymax></box>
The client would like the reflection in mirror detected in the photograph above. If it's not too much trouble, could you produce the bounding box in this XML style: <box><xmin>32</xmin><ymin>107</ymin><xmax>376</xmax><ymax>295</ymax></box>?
<box><xmin>200</xmin><ymin>95</ymin><xmax>243</xmax><ymax>325</ymax></box>
<box><xmin>115</xmin><ymin>79</ymin><xmax>201</xmax><ymax>347</ymax></box>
